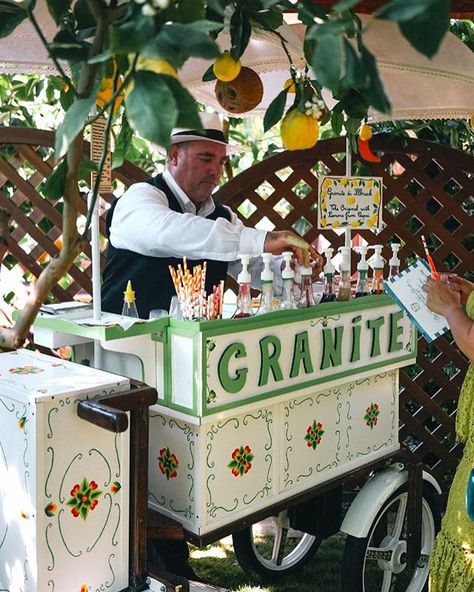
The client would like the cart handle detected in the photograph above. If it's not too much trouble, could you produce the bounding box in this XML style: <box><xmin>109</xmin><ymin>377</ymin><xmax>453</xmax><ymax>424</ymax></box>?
<box><xmin>77</xmin><ymin>381</ymin><xmax>157</xmax><ymax>433</ymax></box>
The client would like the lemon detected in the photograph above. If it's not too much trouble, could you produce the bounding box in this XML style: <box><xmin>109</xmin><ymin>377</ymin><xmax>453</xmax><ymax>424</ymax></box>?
<box><xmin>470</xmin><ymin>114</ymin><xmax>474</xmax><ymax>131</ymax></box>
<box><xmin>213</xmin><ymin>51</ymin><xmax>241</xmax><ymax>82</ymax></box>
<box><xmin>96</xmin><ymin>77</ymin><xmax>124</xmax><ymax>112</ymax></box>
<box><xmin>136</xmin><ymin>57</ymin><xmax>178</xmax><ymax>78</ymax></box>
<box><xmin>283</xmin><ymin>77</ymin><xmax>296</xmax><ymax>93</ymax></box>
<box><xmin>359</xmin><ymin>124</ymin><xmax>373</xmax><ymax>140</ymax></box>
<box><xmin>280</xmin><ymin>109</ymin><xmax>319</xmax><ymax>151</ymax></box>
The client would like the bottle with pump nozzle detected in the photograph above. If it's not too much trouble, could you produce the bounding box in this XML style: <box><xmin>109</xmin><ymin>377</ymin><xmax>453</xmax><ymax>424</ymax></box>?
<box><xmin>280</xmin><ymin>251</ymin><xmax>297</xmax><ymax>310</ymax></box>
<box><xmin>122</xmin><ymin>280</ymin><xmax>139</xmax><ymax>318</ymax></box>
<box><xmin>233</xmin><ymin>254</ymin><xmax>253</xmax><ymax>318</ymax></box>
<box><xmin>297</xmin><ymin>265</ymin><xmax>316</xmax><ymax>308</ymax></box>
<box><xmin>355</xmin><ymin>245</ymin><xmax>369</xmax><ymax>298</ymax></box>
<box><xmin>259</xmin><ymin>252</ymin><xmax>275</xmax><ymax>314</ymax></box>
<box><xmin>369</xmin><ymin>245</ymin><xmax>385</xmax><ymax>295</ymax></box>
<box><xmin>389</xmin><ymin>243</ymin><xmax>401</xmax><ymax>277</ymax></box>
<box><xmin>321</xmin><ymin>248</ymin><xmax>336</xmax><ymax>303</ymax></box>
<box><xmin>337</xmin><ymin>246</ymin><xmax>352</xmax><ymax>301</ymax></box>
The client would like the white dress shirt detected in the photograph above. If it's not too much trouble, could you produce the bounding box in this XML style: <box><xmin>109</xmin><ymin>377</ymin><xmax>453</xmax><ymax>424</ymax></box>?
<box><xmin>109</xmin><ymin>170</ymin><xmax>284</xmax><ymax>293</ymax></box>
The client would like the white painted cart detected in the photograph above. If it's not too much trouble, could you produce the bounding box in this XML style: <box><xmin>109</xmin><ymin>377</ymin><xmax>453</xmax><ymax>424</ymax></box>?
<box><xmin>28</xmin><ymin>294</ymin><xmax>442</xmax><ymax>592</ymax></box>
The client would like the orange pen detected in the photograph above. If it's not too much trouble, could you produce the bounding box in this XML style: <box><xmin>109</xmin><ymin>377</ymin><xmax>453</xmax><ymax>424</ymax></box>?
<box><xmin>421</xmin><ymin>235</ymin><xmax>440</xmax><ymax>281</ymax></box>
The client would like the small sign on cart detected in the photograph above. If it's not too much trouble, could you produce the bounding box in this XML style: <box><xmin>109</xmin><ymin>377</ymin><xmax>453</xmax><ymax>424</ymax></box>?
<box><xmin>317</xmin><ymin>176</ymin><xmax>383</xmax><ymax>230</ymax></box>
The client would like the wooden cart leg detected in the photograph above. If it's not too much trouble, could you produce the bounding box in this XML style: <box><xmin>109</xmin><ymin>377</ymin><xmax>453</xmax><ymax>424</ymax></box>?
<box><xmin>406</xmin><ymin>459</ymin><xmax>423</xmax><ymax>569</ymax></box>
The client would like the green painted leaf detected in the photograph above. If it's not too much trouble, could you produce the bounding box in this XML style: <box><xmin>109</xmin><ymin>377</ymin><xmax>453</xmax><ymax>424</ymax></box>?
<box><xmin>263</xmin><ymin>88</ymin><xmax>288</xmax><ymax>132</ymax></box>
<box><xmin>125</xmin><ymin>71</ymin><xmax>178</xmax><ymax>149</ymax></box>
<box><xmin>311</xmin><ymin>35</ymin><xmax>343</xmax><ymax>89</ymax></box>
<box><xmin>0</xmin><ymin>2</ymin><xmax>28</xmax><ymax>39</ymax></box>
<box><xmin>55</xmin><ymin>95</ymin><xmax>95</xmax><ymax>159</ymax></box>
<box><xmin>46</xmin><ymin>0</ymin><xmax>72</xmax><ymax>24</ymax></box>
<box><xmin>399</xmin><ymin>0</ymin><xmax>450</xmax><ymax>57</ymax></box>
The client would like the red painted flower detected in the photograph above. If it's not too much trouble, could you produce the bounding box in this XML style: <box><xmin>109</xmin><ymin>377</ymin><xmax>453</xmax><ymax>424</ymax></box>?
<box><xmin>364</xmin><ymin>402</ymin><xmax>380</xmax><ymax>429</ymax></box>
<box><xmin>67</xmin><ymin>477</ymin><xmax>102</xmax><ymax>520</ymax></box>
<box><xmin>304</xmin><ymin>420</ymin><xmax>325</xmax><ymax>450</ymax></box>
<box><xmin>228</xmin><ymin>445</ymin><xmax>254</xmax><ymax>477</ymax></box>
<box><xmin>80</xmin><ymin>585</ymin><xmax>88</xmax><ymax>592</ymax></box>
<box><xmin>158</xmin><ymin>447</ymin><xmax>179</xmax><ymax>480</ymax></box>
<box><xmin>110</xmin><ymin>481</ymin><xmax>121</xmax><ymax>494</ymax></box>
<box><xmin>18</xmin><ymin>416</ymin><xmax>27</xmax><ymax>430</ymax></box>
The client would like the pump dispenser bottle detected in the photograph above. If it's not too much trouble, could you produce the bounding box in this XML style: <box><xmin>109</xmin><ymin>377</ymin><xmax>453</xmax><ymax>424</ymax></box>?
<box><xmin>233</xmin><ymin>254</ymin><xmax>253</xmax><ymax>318</ymax></box>
<box><xmin>337</xmin><ymin>246</ymin><xmax>352</xmax><ymax>301</ymax></box>
<box><xmin>280</xmin><ymin>251</ymin><xmax>297</xmax><ymax>310</ymax></box>
<box><xmin>122</xmin><ymin>280</ymin><xmax>139</xmax><ymax>317</ymax></box>
<box><xmin>389</xmin><ymin>243</ymin><xmax>401</xmax><ymax>277</ymax></box>
<box><xmin>259</xmin><ymin>252</ymin><xmax>275</xmax><ymax>313</ymax></box>
<box><xmin>370</xmin><ymin>245</ymin><xmax>385</xmax><ymax>295</ymax></box>
<box><xmin>321</xmin><ymin>248</ymin><xmax>336</xmax><ymax>303</ymax></box>
<box><xmin>297</xmin><ymin>265</ymin><xmax>316</xmax><ymax>308</ymax></box>
<box><xmin>355</xmin><ymin>245</ymin><xmax>369</xmax><ymax>298</ymax></box>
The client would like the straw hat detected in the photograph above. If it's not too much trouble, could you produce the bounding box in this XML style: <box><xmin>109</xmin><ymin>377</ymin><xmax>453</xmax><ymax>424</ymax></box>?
<box><xmin>170</xmin><ymin>112</ymin><xmax>241</xmax><ymax>154</ymax></box>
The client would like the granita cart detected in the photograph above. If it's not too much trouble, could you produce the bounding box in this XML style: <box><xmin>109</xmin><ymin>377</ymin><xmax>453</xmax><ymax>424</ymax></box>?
<box><xmin>28</xmin><ymin>291</ymin><xmax>442</xmax><ymax>592</ymax></box>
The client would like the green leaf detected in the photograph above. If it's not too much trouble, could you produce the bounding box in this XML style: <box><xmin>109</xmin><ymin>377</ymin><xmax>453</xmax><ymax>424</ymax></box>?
<box><xmin>0</xmin><ymin>2</ymin><xmax>28</xmax><ymax>39</ymax></box>
<box><xmin>125</xmin><ymin>71</ymin><xmax>178</xmax><ymax>149</ymax></box>
<box><xmin>263</xmin><ymin>89</ymin><xmax>288</xmax><ymax>132</ymax></box>
<box><xmin>311</xmin><ymin>35</ymin><xmax>343</xmax><ymax>89</ymax></box>
<box><xmin>55</xmin><ymin>95</ymin><xmax>95</xmax><ymax>159</ymax></box>
<box><xmin>376</xmin><ymin>0</ymin><xmax>437</xmax><ymax>22</ymax></box>
<box><xmin>157</xmin><ymin>21</ymin><xmax>221</xmax><ymax>60</ymax></box>
<box><xmin>112</xmin><ymin>116</ymin><xmax>133</xmax><ymax>170</ymax></box>
<box><xmin>344</xmin><ymin>116</ymin><xmax>361</xmax><ymax>134</ymax></box>
<box><xmin>399</xmin><ymin>0</ymin><xmax>450</xmax><ymax>57</ymax></box>
<box><xmin>73</xmin><ymin>0</ymin><xmax>96</xmax><ymax>30</ymax></box>
<box><xmin>161</xmin><ymin>76</ymin><xmax>201</xmax><ymax>129</ymax></box>
<box><xmin>360</xmin><ymin>46</ymin><xmax>391</xmax><ymax>114</ymax></box>
<box><xmin>230</xmin><ymin>5</ymin><xmax>251</xmax><ymax>58</ymax></box>
<box><xmin>41</xmin><ymin>159</ymin><xmax>67</xmax><ymax>200</ymax></box>
<box><xmin>297</xmin><ymin>0</ymin><xmax>328</xmax><ymax>23</ymax></box>
<box><xmin>252</xmin><ymin>8</ymin><xmax>284</xmax><ymax>31</ymax></box>
<box><xmin>341</xmin><ymin>39</ymin><xmax>365</xmax><ymax>89</ymax></box>
<box><xmin>109</xmin><ymin>12</ymin><xmax>156</xmax><ymax>54</ymax></box>
<box><xmin>46</xmin><ymin>0</ymin><xmax>71</xmax><ymax>24</ymax></box>
<box><xmin>202</xmin><ymin>63</ymin><xmax>217</xmax><ymax>82</ymax></box>
<box><xmin>331</xmin><ymin>110</ymin><xmax>344</xmax><ymax>136</ymax></box>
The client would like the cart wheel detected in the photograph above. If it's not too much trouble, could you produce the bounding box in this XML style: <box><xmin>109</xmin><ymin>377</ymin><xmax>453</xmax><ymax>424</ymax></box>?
<box><xmin>232</xmin><ymin>510</ymin><xmax>321</xmax><ymax>582</ymax></box>
<box><xmin>341</xmin><ymin>483</ymin><xmax>441</xmax><ymax>592</ymax></box>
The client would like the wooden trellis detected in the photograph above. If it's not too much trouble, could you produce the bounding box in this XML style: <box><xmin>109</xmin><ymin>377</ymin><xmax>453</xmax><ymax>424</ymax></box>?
<box><xmin>0</xmin><ymin>128</ymin><xmax>472</xmax><ymax>491</ymax></box>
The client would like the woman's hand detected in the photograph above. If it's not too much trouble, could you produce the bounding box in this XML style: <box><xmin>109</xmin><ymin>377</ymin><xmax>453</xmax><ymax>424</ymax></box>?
<box><xmin>446</xmin><ymin>275</ymin><xmax>474</xmax><ymax>307</ymax></box>
<box><xmin>423</xmin><ymin>276</ymin><xmax>461</xmax><ymax>316</ymax></box>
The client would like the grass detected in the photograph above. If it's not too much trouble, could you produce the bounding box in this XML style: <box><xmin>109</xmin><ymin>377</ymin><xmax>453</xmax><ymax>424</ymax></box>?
<box><xmin>190</xmin><ymin>535</ymin><xmax>345</xmax><ymax>592</ymax></box>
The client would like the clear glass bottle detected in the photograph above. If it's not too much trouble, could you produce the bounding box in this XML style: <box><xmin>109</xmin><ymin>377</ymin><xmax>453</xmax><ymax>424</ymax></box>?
<box><xmin>370</xmin><ymin>245</ymin><xmax>385</xmax><ymax>295</ymax></box>
<box><xmin>232</xmin><ymin>254</ymin><xmax>253</xmax><ymax>318</ymax></box>
<box><xmin>297</xmin><ymin>266</ymin><xmax>316</xmax><ymax>308</ymax></box>
<box><xmin>355</xmin><ymin>245</ymin><xmax>369</xmax><ymax>298</ymax></box>
<box><xmin>122</xmin><ymin>280</ymin><xmax>139</xmax><ymax>317</ymax></box>
<box><xmin>389</xmin><ymin>243</ymin><xmax>401</xmax><ymax>277</ymax></box>
<box><xmin>336</xmin><ymin>246</ymin><xmax>352</xmax><ymax>302</ymax></box>
<box><xmin>320</xmin><ymin>247</ymin><xmax>336</xmax><ymax>303</ymax></box>
<box><xmin>280</xmin><ymin>251</ymin><xmax>297</xmax><ymax>310</ymax></box>
<box><xmin>259</xmin><ymin>252</ymin><xmax>274</xmax><ymax>314</ymax></box>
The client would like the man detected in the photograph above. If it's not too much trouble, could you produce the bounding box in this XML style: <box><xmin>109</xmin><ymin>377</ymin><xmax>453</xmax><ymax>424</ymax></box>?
<box><xmin>102</xmin><ymin>112</ymin><xmax>320</xmax><ymax>318</ymax></box>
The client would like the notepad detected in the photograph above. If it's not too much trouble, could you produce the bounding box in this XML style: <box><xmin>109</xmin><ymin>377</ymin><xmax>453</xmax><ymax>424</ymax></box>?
<box><xmin>384</xmin><ymin>258</ymin><xmax>449</xmax><ymax>343</ymax></box>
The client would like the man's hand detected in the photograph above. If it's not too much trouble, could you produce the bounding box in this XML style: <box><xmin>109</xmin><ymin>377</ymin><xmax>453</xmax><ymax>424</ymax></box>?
<box><xmin>264</xmin><ymin>231</ymin><xmax>321</xmax><ymax>270</ymax></box>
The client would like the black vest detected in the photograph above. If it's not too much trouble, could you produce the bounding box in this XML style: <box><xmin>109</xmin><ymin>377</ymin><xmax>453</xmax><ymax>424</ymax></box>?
<box><xmin>101</xmin><ymin>174</ymin><xmax>230</xmax><ymax>318</ymax></box>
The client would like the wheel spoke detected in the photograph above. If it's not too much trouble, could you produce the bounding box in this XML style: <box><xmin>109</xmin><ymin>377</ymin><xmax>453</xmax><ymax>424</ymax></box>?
<box><xmin>381</xmin><ymin>570</ymin><xmax>393</xmax><ymax>592</ymax></box>
<box><xmin>391</xmin><ymin>496</ymin><xmax>408</xmax><ymax>540</ymax></box>
<box><xmin>270</xmin><ymin>527</ymin><xmax>288</xmax><ymax>565</ymax></box>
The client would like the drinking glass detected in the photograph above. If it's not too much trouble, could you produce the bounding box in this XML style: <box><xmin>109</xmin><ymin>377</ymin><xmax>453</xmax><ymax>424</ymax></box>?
<box><xmin>169</xmin><ymin>296</ymin><xmax>183</xmax><ymax>320</ymax></box>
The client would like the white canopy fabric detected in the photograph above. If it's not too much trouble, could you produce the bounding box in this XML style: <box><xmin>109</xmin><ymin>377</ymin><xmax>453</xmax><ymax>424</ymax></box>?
<box><xmin>0</xmin><ymin>2</ymin><xmax>473</xmax><ymax>122</ymax></box>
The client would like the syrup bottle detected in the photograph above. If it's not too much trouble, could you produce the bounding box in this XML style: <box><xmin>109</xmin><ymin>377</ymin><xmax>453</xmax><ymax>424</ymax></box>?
<box><xmin>369</xmin><ymin>245</ymin><xmax>385</xmax><ymax>295</ymax></box>
<box><xmin>259</xmin><ymin>252</ymin><xmax>274</xmax><ymax>314</ymax></box>
<box><xmin>389</xmin><ymin>243</ymin><xmax>401</xmax><ymax>277</ymax></box>
<box><xmin>297</xmin><ymin>266</ymin><xmax>316</xmax><ymax>308</ymax></box>
<box><xmin>337</xmin><ymin>246</ymin><xmax>352</xmax><ymax>301</ymax></box>
<box><xmin>280</xmin><ymin>251</ymin><xmax>297</xmax><ymax>310</ymax></box>
<box><xmin>321</xmin><ymin>248</ymin><xmax>336</xmax><ymax>303</ymax></box>
<box><xmin>355</xmin><ymin>245</ymin><xmax>369</xmax><ymax>298</ymax></box>
<box><xmin>232</xmin><ymin>254</ymin><xmax>253</xmax><ymax>318</ymax></box>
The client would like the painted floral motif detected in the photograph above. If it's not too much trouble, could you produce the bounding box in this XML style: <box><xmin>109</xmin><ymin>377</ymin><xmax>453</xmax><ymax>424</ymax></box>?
<box><xmin>80</xmin><ymin>585</ymin><xmax>88</xmax><ymax>592</ymax></box>
<box><xmin>158</xmin><ymin>447</ymin><xmax>179</xmax><ymax>480</ymax></box>
<box><xmin>18</xmin><ymin>415</ymin><xmax>27</xmax><ymax>430</ymax></box>
<box><xmin>305</xmin><ymin>420</ymin><xmax>325</xmax><ymax>450</ymax></box>
<box><xmin>67</xmin><ymin>478</ymin><xmax>103</xmax><ymax>520</ymax></box>
<box><xmin>110</xmin><ymin>481</ymin><xmax>121</xmax><ymax>494</ymax></box>
<box><xmin>20</xmin><ymin>511</ymin><xmax>30</xmax><ymax>519</ymax></box>
<box><xmin>364</xmin><ymin>402</ymin><xmax>380</xmax><ymax>429</ymax></box>
<box><xmin>45</xmin><ymin>503</ymin><xmax>57</xmax><ymax>517</ymax></box>
<box><xmin>9</xmin><ymin>365</ymin><xmax>44</xmax><ymax>375</ymax></box>
<box><xmin>228</xmin><ymin>445</ymin><xmax>254</xmax><ymax>477</ymax></box>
